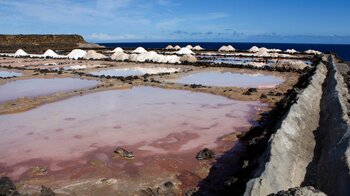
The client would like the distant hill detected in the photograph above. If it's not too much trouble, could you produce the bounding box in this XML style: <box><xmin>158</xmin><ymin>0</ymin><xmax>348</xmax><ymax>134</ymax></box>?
<box><xmin>0</xmin><ymin>34</ymin><xmax>103</xmax><ymax>53</ymax></box>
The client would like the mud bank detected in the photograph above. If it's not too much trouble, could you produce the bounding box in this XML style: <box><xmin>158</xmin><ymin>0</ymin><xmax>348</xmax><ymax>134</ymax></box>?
<box><xmin>242</xmin><ymin>56</ymin><xmax>350</xmax><ymax>196</ymax></box>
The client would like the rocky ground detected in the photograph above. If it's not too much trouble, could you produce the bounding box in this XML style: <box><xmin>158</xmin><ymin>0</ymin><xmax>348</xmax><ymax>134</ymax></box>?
<box><xmin>0</xmin><ymin>34</ymin><xmax>103</xmax><ymax>54</ymax></box>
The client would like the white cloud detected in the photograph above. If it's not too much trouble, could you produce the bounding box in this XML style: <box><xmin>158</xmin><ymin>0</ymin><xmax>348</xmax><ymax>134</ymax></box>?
<box><xmin>155</xmin><ymin>12</ymin><xmax>230</xmax><ymax>30</ymax></box>
<box><xmin>95</xmin><ymin>0</ymin><xmax>133</xmax><ymax>15</ymax></box>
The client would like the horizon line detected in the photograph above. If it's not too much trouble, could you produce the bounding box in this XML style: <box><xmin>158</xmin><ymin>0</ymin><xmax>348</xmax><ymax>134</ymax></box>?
<box><xmin>94</xmin><ymin>41</ymin><xmax>350</xmax><ymax>45</ymax></box>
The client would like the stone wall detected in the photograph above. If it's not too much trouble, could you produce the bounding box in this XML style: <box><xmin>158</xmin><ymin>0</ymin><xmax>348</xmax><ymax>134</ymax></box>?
<box><xmin>244</xmin><ymin>56</ymin><xmax>350</xmax><ymax>196</ymax></box>
<box><xmin>303</xmin><ymin>56</ymin><xmax>350</xmax><ymax>196</ymax></box>
<box><xmin>244</xmin><ymin>62</ymin><xmax>327</xmax><ymax>195</ymax></box>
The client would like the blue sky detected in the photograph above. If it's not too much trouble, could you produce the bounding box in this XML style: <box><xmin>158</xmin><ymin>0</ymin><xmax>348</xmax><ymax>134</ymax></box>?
<box><xmin>0</xmin><ymin>0</ymin><xmax>350</xmax><ymax>44</ymax></box>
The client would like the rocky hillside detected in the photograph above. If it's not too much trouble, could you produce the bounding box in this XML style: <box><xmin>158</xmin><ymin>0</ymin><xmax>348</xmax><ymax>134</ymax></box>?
<box><xmin>0</xmin><ymin>34</ymin><xmax>103</xmax><ymax>53</ymax></box>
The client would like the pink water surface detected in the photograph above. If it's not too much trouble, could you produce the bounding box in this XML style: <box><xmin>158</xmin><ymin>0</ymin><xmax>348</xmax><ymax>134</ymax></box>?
<box><xmin>0</xmin><ymin>78</ymin><xmax>99</xmax><ymax>104</ymax></box>
<box><xmin>0</xmin><ymin>87</ymin><xmax>263</xmax><ymax>180</ymax></box>
<box><xmin>168</xmin><ymin>71</ymin><xmax>285</xmax><ymax>88</ymax></box>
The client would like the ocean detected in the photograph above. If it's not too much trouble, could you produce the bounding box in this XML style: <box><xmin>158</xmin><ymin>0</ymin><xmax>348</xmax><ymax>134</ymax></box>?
<box><xmin>99</xmin><ymin>42</ymin><xmax>350</xmax><ymax>61</ymax></box>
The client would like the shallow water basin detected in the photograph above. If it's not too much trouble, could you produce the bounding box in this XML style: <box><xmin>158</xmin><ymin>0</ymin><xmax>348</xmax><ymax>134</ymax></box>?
<box><xmin>166</xmin><ymin>71</ymin><xmax>285</xmax><ymax>88</ymax></box>
<box><xmin>0</xmin><ymin>78</ymin><xmax>99</xmax><ymax>103</ymax></box>
<box><xmin>0</xmin><ymin>70</ymin><xmax>22</xmax><ymax>78</ymax></box>
<box><xmin>0</xmin><ymin>86</ymin><xmax>263</xmax><ymax>183</ymax></box>
<box><xmin>199</xmin><ymin>56</ymin><xmax>312</xmax><ymax>67</ymax></box>
<box><xmin>90</xmin><ymin>67</ymin><xmax>180</xmax><ymax>77</ymax></box>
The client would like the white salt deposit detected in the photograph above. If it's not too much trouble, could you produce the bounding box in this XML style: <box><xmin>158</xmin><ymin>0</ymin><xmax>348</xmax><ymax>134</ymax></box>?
<box><xmin>268</xmin><ymin>48</ymin><xmax>282</xmax><ymax>53</ymax></box>
<box><xmin>305</xmin><ymin>49</ymin><xmax>322</xmax><ymax>55</ymax></box>
<box><xmin>44</xmin><ymin>63</ymin><xmax>58</xmax><ymax>66</ymax></box>
<box><xmin>227</xmin><ymin>45</ymin><xmax>235</xmax><ymax>51</ymax></box>
<box><xmin>132</xmin><ymin>47</ymin><xmax>147</xmax><ymax>54</ymax></box>
<box><xmin>128</xmin><ymin>54</ymin><xmax>138</xmax><ymax>62</ymax></box>
<box><xmin>143</xmin><ymin>67</ymin><xmax>179</xmax><ymax>74</ymax></box>
<box><xmin>275</xmin><ymin>59</ymin><xmax>309</xmax><ymax>69</ymax></box>
<box><xmin>193</xmin><ymin>45</ymin><xmax>204</xmax><ymax>51</ymax></box>
<box><xmin>131</xmin><ymin>67</ymin><xmax>180</xmax><ymax>74</ymax></box>
<box><xmin>112</xmin><ymin>47</ymin><xmax>124</xmax><ymax>53</ymax></box>
<box><xmin>64</xmin><ymin>64</ymin><xmax>106</xmax><ymax>70</ymax></box>
<box><xmin>176</xmin><ymin>48</ymin><xmax>195</xmax><ymax>55</ymax></box>
<box><xmin>83</xmin><ymin>50</ymin><xmax>107</xmax><ymax>60</ymax></box>
<box><xmin>219</xmin><ymin>46</ymin><xmax>228</xmax><ymax>52</ymax></box>
<box><xmin>174</xmin><ymin>45</ymin><xmax>181</xmax><ymax>50</ymax></box>
<box><xmin>219</xmin><ymin>45</ymin><xmax>235</xmax><ymax>52</ymax></box>
<box><xmin>248</xmin><ymin>46</ymin><xmax>260</xmax><ymax>53</ymax></box>
<box><xmin>134</xmin><ymin>51</ymin><xmax>158</xmax><ymax>62</ymax></box>
<box><xmin>286</xmin><ymin>49</ymin><xmax>298</xmax><ymax>54</ymax></box>
<box><xmin>14</xmin><ymin>49</ymin><xmax>28</xmax><ymax>57</ymax></box>
<box><xmin>243</xmin><ymin>62</ymin><xmax>267</xmax><ymax>68</ymax></box>
<box><xmin>180</xmin><ymin>54</ymin><xmax>197</xmax><ymax>63</ymax></box>
<box><xmin>42</xmin><ymin>49</ymin><xmax>59</xmax><ymax>58</ymax></box>
<box><xmin>67</xmin><ymin>49</ymin><xmax>87</xmax><ymax>60</ymax></box>
<box><xmin>128</xmin><ymin>51</ymin><xmax>180</xmax><ymax>64</ymax></box>
<box><xmin>64</xmin><ymin>65</ymin><xmax>87</xmax><ymax>70</ymax></box>
<box><xmin>256</xmin><ymin>48</ymin><xmax>270</xmax><ymax>56</ymax></box>
<box><xmin>111</xmin><ymin>51</ymin><xmax>129</xmax><ymax>61</ymax></box>
<box><xmin>163</xmin><ymin>55</ymin><xmax>181</xmax><ymax>64</ymax></box>
<box><xmin>165</xmin><ymin>45</ymin><xmax>174</xmax><ymax>50</ymax></box>
<box><xmin>186</xmin><ymin>45</ymin><xmax>193</xmax><ymax>49</ymax></box>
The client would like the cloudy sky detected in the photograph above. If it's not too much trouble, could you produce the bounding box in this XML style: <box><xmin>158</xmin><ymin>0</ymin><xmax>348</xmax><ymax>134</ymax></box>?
<box><xmin>0</xmin><ymin>0</ymin><xmax>350</xmax><ymax>44</ymax></box>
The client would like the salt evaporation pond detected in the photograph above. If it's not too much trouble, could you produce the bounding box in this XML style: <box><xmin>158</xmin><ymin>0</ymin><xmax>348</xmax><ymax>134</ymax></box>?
<box><xmin>0</xmin><ymin>70</ymin><xmax>22</xmax><ymax>78</ymax></box>
<box><xmin>213</xmin><ymin>57</ymin><xmax>259</xmax><ymax>64</ymax></box>
<box><xmin>168</xmin><ymin>71</ymin><xmax>285</xmax><ymax>88</ymax></box>
<box><xmin>197</xmin><ymin>56</ymin><xmax>261</xmax><ymax>64</ymax></box>
<box><xmin>0</xmin><ymin>86</ymin><xmax>263</xmax><ymax>181</ymax></box>
<box><xmin>90</xmin><ymin>67</ymin><xmax>180</xmax><ymax>77</ymax></box>
<box><xmin>0</xmin><ymin>78</ymin><xmax>99</xmax><ymax>103</ymax></box>
<box><xmin>200</xmin><ymin>56</ymin><xmax>312</xmax><ymax>66</ymax></box>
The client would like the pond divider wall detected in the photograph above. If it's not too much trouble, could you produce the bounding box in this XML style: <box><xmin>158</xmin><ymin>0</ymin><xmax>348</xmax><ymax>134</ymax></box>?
<box><xmin>244</xmin><ymin>56</ymin><xmax>350</xmax><ymax>196</ymax></box>
<box><xmin>244</xmin><ymin>61</ymin><xmax>327</xmax><ymax>195</ymax></box>
<box><xmin>302</xmin><ymin>56</ymin><xmax>350</xmax><ymax>196</ymax></box>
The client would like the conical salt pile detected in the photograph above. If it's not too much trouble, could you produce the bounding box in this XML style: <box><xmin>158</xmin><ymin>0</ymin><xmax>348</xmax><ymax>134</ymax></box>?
<box><xmin>219</xmin><ymin>45</ymin><xmax>235</xmax><ymax>52</ymax></box>
<box><xmin>14</xmin><ymin>49</ymin><xmax>28</xmax><ymax>57</ymax></box>
<box><xmin>256</xmin><ymin>48</ymin><xmax>269</xmax><ymax>56</ymax></box>
<box><xmin>111</xmin><ymin>51</ymin><xmax>129</xmax><ymax>61</ymax></box>
<box><xmin>83</xmin><ymin>50</ymin><xmax>107</xmax><ymax>60</ymax></box>
<box><xmin>193</xmin><ymin>45</ymin><xmax>204</xmax><ymax>51</ymax></box>
<box><xmin>43</xmin><ymin>49</ymin><xmax>59</xmax><ymax>58</ymax></box>
<box><xmin>112</xmin><ymin>47</ymin><xmax>124</xmax><ymax>53</ymax></box>
<box><xmin>174</xmin><ymin>45</ymin><xmax>181</xmax><ymax>50</ymax></box>
<box><xmin>67</xmin><ymin>49</ymin><xmax>87</xmax><ymax>60</ymax></box>
<box><xmin>176</xmin><ymin>48</ymin><xmax>194</xmax><ymax>55</ymax></box>
<box><xmin>249</xmin><ymin>46</ymin><xmax>260</xmax><ymax>53</ymax></box>
<box><xmin>132</xmin><ymin>47</ymin><xmax>147</xmax><ymax>54</ymax></box>
<box><xmin>165</xmin><ymin>45</ymin><xmax>174</xmax><ymax>50</ymax></box>
<box><xmin>186</xmin><ymin>45</ymin><xmax>193</xmax><ymax>49</ymax></box>
<box><xmin>180</xmin><ymin>54</ymin><xmax>197</xmax><ymax>63</ymax></box>
<box><xmin>285</xmin><ymin>49</ymin><xmax>298</xmax><ymax>54</ymax></box>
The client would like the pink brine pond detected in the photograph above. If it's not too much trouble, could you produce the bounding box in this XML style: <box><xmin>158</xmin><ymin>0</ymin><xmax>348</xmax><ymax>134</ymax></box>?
<box><xmin>0</xmin><ymin>86</ymin><xmax>264</xmax><ymax>182</ymax></box>
<box><xmin>0</xmin><ymin>78</ymin><xmax>99</xmax><ymax>104</ymax></box>
<box><xmin>167</xmin><ymin>71</ymin><xmax>285</xmax><ymax>88</ymax></box>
